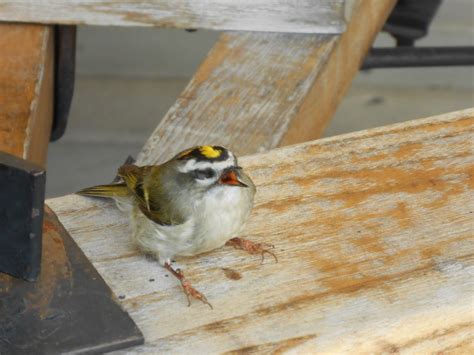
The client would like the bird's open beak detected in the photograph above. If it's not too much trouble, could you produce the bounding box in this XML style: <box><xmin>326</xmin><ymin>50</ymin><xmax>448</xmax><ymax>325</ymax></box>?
<box><xmin>219</xmin><ymin>168</ymin><xmax>248</xmax><ymax>187</ymax></box>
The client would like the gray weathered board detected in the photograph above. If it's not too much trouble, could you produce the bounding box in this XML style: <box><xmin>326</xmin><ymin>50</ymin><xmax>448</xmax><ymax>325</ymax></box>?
<box><xmin>0</xmin><ymin>0</ymin><xmax>346</xmax><ymax>33</ymax></box>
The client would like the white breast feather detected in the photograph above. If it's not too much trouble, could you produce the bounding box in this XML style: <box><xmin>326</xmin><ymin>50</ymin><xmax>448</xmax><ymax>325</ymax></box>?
<box><xmin>129</xmin><ymin>186</ymin><xmax>250</xmax><ymax>264</ymax></box>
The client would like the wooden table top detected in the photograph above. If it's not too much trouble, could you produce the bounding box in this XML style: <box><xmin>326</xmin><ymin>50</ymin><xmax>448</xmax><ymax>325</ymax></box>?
<box><xmin>48</xmin><ymin>108</ymin><xmax>474</xmax><ymax>353</ymax></box>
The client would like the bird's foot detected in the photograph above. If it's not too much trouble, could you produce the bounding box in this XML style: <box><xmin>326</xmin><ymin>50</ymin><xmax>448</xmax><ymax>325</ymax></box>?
<box><xmin>226</xmin><ymin>237</ymin><xmax>278</xmax><ymax>263</ymax></box>
<box><xmin>164</xmin><ymin>262</ymin><xmax>213</xmax><ymax>309</ymax></box>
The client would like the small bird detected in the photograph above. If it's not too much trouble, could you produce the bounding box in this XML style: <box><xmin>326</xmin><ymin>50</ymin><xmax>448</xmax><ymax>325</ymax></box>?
<box><xmin>77</xmin><ymin>145</ymin><xmax>276</xmax><ymax>308</ymax></box>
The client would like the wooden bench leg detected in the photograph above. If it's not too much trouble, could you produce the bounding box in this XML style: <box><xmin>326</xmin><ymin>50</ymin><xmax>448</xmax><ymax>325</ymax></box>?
<box><xmin>0</xmin><ymin>23</ymin><xmax>54</xmax><ymax>167</ymax></box>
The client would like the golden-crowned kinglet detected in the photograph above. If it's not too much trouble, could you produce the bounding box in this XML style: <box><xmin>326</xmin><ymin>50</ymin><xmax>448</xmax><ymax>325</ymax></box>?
<box><xmin>77</xmin><ymin>145</ymin><xmax>276</xmax><ymax>308</ymax></box>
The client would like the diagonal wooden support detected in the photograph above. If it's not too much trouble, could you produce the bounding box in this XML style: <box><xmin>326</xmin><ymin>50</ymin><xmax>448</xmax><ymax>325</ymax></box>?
<box><xmin>138</xmin><ymin>0</ymin><xmax>396</xmax><ymax>165</ymax></box>
<box><xmin>48</xmin><ymin>108</ymin><xmax>474</xmax><ymax>353</ymax></box>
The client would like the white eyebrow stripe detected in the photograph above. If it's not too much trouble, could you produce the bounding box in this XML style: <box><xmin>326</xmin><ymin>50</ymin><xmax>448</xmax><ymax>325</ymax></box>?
<box><xmin>177</xmin><ymin>159</ymin><xmax>234</xmax><ymax>173</ymax></box>
<box><xmin>195</xmin><ymin>177</ymin><xmax>217</xmax><ymax>186</ymax></box>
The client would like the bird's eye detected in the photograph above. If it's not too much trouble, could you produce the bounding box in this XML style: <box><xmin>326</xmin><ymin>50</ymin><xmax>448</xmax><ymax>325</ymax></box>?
<box><xmin>192</xmin><ymin>168</ymin><xmax>215</xmax><ymax>180</ymax></box>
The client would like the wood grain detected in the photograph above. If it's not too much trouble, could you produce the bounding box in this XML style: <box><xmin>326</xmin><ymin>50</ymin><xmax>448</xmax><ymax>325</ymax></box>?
<box><xmin>137</xmin><ymin>0</ymin><xmax>395</xmax><ymax>165</ymax></box>
<box><xmin>137</xmin><ymin>32</ymin><xmax>338</xmax><ymax>165</ymax></box>
<box><xmin>48</xmin><ymin>108</ymin><xmax>474</xmax><ymax>353</ymax></box>
<box><xmin>0</xmin><ymin>0</ymin><xmax>345</xmax><ymax>34</ymax></box>
<box><xmin>0</xmin><ymin>23</ymin><xmax>54</xmax><ymax>167</ymax></box>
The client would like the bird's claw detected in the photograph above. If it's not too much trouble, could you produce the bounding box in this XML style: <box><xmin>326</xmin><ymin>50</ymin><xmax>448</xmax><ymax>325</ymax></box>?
<box><xmin>181</xmin><ymin>279</ymin><xmax>213</xmax><ymax>309</ymax></box>
<box><xmin>260</xmin><ymin>247</ymin><xmax>278</xmax><ymax>264</ymax></box>
<box><xmin>226</xmin><ymin>238</ymin><xmax>278</xmax><ymax>264</ymax></box>
<box><xmin>165</xmin><ymin>263</ymin><xmax>213</xmax><ymax>309</ymax></box>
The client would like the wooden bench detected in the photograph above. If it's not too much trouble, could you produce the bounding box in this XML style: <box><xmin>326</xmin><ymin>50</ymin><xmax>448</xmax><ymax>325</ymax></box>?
<box><xmin>3</xmin><ymin>0</ymin><xmax>473</xmax><ymax>353</ymax></box>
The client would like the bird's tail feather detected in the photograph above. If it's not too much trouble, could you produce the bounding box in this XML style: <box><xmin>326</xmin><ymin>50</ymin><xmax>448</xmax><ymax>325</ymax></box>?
<box><xmin>76</xmin><ymin>183</ymin><xmax>130</xmax><ymax>198</ymax></box>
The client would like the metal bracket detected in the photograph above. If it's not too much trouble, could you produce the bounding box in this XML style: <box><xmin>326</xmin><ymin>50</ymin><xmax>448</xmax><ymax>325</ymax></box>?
<box><xmin>0</xmin><ymin>152</ymin><xmax>45</xmax><ymax>281</ymax></box>
<box><xmin>362</xmin><ymin>0</ymin><xmax>474</xmax><ymax>69</ymax></box>
<box><xmin>0</xmin><ymin>207</ymin><xmax>144</xmax><ymax>354</ymax></box>
<box><xmin>383</xmin><ymin>0</ymin><xmax>442</xmax><ymax>47</ymax></box>
<box><xmin>51</xmin><ymin>25</ymin><xmax>76</xmax><ymax>142</ymax></box>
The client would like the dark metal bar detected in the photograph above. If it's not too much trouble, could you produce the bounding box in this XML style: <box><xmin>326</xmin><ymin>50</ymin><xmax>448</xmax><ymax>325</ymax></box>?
<box><xmin>51</xmin><ymin>25</ymin><xmax>77</xmax><ymax>142</ymax></box>
<box><xmin>362</xmin><ymin>46</ymin><xmax>474</xmax><ymax>69</ymax></box>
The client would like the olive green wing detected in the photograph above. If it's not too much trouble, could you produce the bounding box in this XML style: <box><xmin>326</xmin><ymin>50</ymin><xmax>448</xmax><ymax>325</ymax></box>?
<box><xmin>118</xmin><ymin>164</ymin><xmax>184</xmax><ymax>226</ymax></box>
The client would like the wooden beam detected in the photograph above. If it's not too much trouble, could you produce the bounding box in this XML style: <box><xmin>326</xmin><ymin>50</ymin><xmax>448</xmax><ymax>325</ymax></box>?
<box><xmin>48</xmin><ymin>108</ymin><xmax>474</xmax><ymax>353</ymax></box>
<box><xmin>280</xmin><ymin>0</ymin><xmax>397</xmax><ymax>145</ymax></box>
<box><xmin>0</xmin><ymin>0</ymin><xmax>345</xmax><ymax>34</ymax></box>
<box><xmin>0</xmin><ymin>24</ymin><xmax>54</xmax><ymax>167</ymax></box>
<box><xmin>137</xmin><ymin>0</ymin><xmax>396</xmax><ymax>165</ymax></box>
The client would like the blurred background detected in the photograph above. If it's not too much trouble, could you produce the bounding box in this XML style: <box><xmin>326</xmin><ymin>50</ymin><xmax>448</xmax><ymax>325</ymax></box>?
<box><xmin>46</xmin><ymin>0</ymin><xmax>473</xmax><ymax>198</ymax></box>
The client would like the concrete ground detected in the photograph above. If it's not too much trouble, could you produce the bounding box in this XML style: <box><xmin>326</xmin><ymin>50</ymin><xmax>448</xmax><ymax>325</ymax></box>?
<box><xmin>46</xmin><ymin>2</ymin><xmax>474</xmax><ymax>197</ymax></box>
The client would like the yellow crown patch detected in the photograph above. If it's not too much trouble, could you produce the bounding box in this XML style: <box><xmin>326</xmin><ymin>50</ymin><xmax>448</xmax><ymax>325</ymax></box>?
<box><xmin>177</xmin><ymin>145</ymin><xmax>225</xmax><ymax>160</ymax></box>
<box><xmin>199</xmin><ymin>145</ymin><xmax>221</xmax><ymax>159</ymax></box>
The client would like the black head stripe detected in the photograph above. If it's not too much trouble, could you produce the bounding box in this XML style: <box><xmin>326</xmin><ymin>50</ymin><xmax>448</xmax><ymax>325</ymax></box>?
<box><xmin>177</xmin><ymin>145</ymin><xmax>230</xmax><ymax>162</ymax></box>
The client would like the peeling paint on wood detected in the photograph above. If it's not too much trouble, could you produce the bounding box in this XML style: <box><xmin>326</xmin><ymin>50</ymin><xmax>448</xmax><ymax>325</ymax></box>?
<box><xmin>48</xmin><ymin>109</ymin><xmax>474</xmax><ymax>353</ymax></box>
<box><xmin>0</xmin><ymin>0</ymin><xmax>346</xmax><ymax>34</ymax></box>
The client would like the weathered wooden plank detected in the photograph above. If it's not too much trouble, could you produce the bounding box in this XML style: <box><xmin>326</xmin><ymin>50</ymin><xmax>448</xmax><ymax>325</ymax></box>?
<box><xmin>48</xmin><ymin>108</ymin><xmax>474</xmax><ymax>353</ymax></box>
<box><xmin>0</xmin><ymin>24</ymin><xmax>54</xmax><ymax>167</ymax></box>
<box><xmin>0</xmin><ymin>0</ymin><xmax>345</xmax><ymax>34</ymax></box>
<box><xmin>137</xmin><ymin>0</ymin><xmax>396</xmax><ymax>165</ymax></box>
